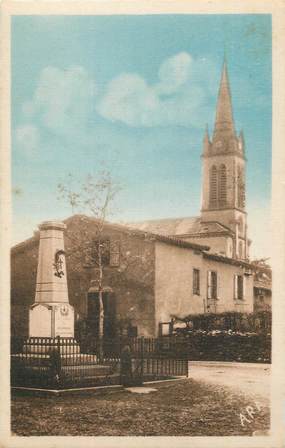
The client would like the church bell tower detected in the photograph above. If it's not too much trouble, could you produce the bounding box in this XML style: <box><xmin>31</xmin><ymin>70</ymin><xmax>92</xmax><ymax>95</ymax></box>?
<box><xmin>201</xmin><ymin>61</ymin><xmax>248</xmax><ymax>259</ymax></box>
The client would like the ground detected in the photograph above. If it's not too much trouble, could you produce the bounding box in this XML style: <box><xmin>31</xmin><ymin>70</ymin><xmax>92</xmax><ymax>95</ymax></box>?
<box><xmin>189</xmin><ymin>361</ymin><xmax>270</xmax><ymax>401</ymax></box>
<box><xmin>11</xmin><ymin>362</ymin><xmax>270</xmax><ymax>437</ymax></box>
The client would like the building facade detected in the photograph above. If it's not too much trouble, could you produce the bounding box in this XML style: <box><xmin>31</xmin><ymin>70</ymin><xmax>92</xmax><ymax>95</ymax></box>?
<box><xmin>11</xmin><ymin>215</ymin><xmax>254</xmax><ymax>338</ymax></box>
<box><xmin>253</xmin><ymin>264</ymin><xmax>272</xmax><ymax>312</ymax></box>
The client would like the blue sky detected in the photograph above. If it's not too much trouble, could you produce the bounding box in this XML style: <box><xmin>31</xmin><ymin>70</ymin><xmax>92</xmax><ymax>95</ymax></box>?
<box><xmin>12</xmin><ymin>14</ymin><xmax>272</xmax><ymax>258</ymax></box>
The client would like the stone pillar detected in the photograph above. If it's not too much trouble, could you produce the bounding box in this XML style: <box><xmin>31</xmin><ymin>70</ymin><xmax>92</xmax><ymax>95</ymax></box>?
<box><xmin>29</xmin><ymin>221</ymin><xmax>74</xmax><ymax>338</ymax></box>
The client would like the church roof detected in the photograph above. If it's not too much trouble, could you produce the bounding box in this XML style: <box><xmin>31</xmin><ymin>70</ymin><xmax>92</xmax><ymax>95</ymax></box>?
<box><xmin>11</xmin><ymin>214</ymin><xmax>211</xmax><ymax>254</ymax></box>
<box><xmin>202</xmin><ymin>60</ymin><xmax>245</xmax><ymax>159</ymax></box>
<box><xmin>128</xmin><ymin>216</ymin><xmax>233</xmax><ymax>237</ymax></box>
<box><xmin>213</xmin><ymin>60</ymin><xmax>235</xmax><ymax>138</ymax></box>
<box><xmin>12</xmin><ymin>215</ymin><xmax>263</xmax><ymax>270</ymax></box>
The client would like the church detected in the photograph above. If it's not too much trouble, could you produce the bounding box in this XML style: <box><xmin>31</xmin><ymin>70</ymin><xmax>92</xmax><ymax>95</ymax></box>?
<box><xmin>11</xmin><ymin>62</ymin><xmax>270</xmax><ymax>338</ymax></box>
<box><xmin>130</xmin><ymin>62</ymin><xmax>249</xmax><ymax>261</ymax></box>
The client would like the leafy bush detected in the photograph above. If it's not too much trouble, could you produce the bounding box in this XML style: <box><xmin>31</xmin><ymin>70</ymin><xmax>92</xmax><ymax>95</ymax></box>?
<box><xmin>167</xmin><ymin>332</ymin><xmax>271</xmax><ymax>363</ymax></box>
<box><xmin>172</xmin><ymin>310</ymin><xmax>271</xmax><ymax>335</ymax></box>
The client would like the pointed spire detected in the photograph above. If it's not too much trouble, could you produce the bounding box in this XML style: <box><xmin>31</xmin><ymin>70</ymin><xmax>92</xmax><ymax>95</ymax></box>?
<box><xmin>204</xmin><ymin>123</ymin><xmax>209</xmax><ymax>143</ymax></box>
<box><xmin>213</xmin><ymin>60</ymin><xmax>235</xmax><ymax>138</ymax></box>
<box><xmin>202</xmin><ymin>123</ymin><xmax>211</xmax><ymax>156</ymax></box>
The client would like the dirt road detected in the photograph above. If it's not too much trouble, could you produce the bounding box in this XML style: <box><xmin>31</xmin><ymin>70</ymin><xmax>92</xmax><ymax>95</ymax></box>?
<box><xmin>189</xmin><ymin>361</ymin><xmax>270</xmax><ymax>403</ymax></box>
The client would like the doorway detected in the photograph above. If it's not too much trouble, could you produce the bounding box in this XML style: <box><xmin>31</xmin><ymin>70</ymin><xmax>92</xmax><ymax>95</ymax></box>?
<box><xmin>87</xmin><ymin>291</ymin><xmax>117</xmax><ymax>339</ymax></box>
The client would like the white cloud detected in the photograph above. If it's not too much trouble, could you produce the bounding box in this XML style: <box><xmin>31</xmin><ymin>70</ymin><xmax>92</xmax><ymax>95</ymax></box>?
<box><xmin>156</xmin><ymin>52</ymin><xmax>192</xmax><ymax>95</ymax></box>
<box><xmin>16</xmin><ymin>65</ymin><xmax>97</xmax><ymax>155</ymax></box>
<box><xmin>23</xmin><ymin>65</ymin><xmax>96</xmax><ymax>135</ymax></box>
<box><xmin>97</xmin><ymin>52</ymin><xmax>217</xmax><ymax>128</ymax></box>
<box><xmin>16</xmin><ymin>54</ymin><xmax>218</xmax><ymax>155</ymax></box>
<box><xmin>97</xmin><ymin>73</ymin><xmax>159</xmax><ymax>127</ymax></box>
<box><xmin>15</xmin><ymin>125</ymin><xmax>40</xmax><ymax>153</ymax></box>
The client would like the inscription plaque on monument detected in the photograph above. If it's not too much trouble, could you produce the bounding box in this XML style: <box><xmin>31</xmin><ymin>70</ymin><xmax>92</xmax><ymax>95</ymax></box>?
<box><xmin>29</xmin><ymin>304</ymin><xmax>52</xmax><ymax>337</ymax></box>
<box><xmin>54</xmin><ymin>304</ymin><xmax>74</xmax><ymax>338</ymax></box>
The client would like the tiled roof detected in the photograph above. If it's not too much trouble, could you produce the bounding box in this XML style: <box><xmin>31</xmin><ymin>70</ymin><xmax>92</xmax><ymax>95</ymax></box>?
<box><xmin>69</xmin><ymin>215</ymin><xmax>210</xmax><ymax>252</ymax></box>
<box><xmin>11</xmin><ymin>233</ymin><xmax>39</xmax><ymax>253</ymax></box>
<box><xmin>11</xmin><ymin>214</ymin><xmax>210</xmax><ymax>254</ymax></box>
<box><xmin>203</xmin><ymin>251</ymin><xmax>253</xmax><ymax>269</ymax></box>
<box><xmin>13</xmin><ymin>215</ymin><xmax>266</xmax><ymax>271</ymax></box>
<box><xmin>128</xmin><ymin>216</ymin><xmax>233</xmax><ymax>237</ymax></box>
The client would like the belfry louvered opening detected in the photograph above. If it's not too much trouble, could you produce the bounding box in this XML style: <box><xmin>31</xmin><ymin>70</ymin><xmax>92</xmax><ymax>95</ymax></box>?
<box><xmin>209</xmin><ymin>164</ymin><xmax>227</xmax><ymax>209</ymax></box>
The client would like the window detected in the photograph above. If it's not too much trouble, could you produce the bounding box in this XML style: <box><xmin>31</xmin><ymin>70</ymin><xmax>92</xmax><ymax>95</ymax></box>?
<box><xmin>92</xmin><ymin>239</ymin><xmax>120</xmax><ymax>267</ymax></box>
<box><xmin>234</xmin><ymin>274</ymin><xmax>244</xmax><ymax>300</ymax></box>
<box><xmin>110</xmin><ymin>241</ymin><xmax>120</xmax><ymax>267</ymax></box>
<box><xmin>209</xmin><ymin>165</ymin><xmax>218</xmax><ymax>208</ymax></box>
<box><xmin>92</xmin><ymin>239</ymin><xmax>110</xmax><ymax>266</ymax></box>
<box><xmin>193</xmin><ymin>269</ymin><xmax>200</xmax><ymax>295</ymax></box>
<box><xmin>207</xmin><ymin>271</ymin><xmax>217</xmax><ymax>299</ymax></box>
<box><xmin>218</xmin><ymin>164</ymin><xmax>227</xmax><ymax>207</ymax></box>
<box><xmin>210</xmin><ymin>164</ymin><xmax>228</xmax><ymax>209</ymax></box>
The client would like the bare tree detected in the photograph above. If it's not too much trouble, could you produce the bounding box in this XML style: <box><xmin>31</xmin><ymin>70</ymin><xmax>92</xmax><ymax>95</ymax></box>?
<box><xmin>57</xmin><ymin>171</ymin><xmax>121</xmax><ymax>354</ymax></box>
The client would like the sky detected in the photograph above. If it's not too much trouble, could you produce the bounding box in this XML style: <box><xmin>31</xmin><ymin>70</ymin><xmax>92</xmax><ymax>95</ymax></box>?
<box><xmin>12</xmin><ymin>14</ymin><xmax>272</xmax><ymax>259</ymax></box>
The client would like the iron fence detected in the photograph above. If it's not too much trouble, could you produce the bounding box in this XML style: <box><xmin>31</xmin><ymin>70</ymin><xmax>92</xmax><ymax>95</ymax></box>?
<box><xmin>11</xmin><ymin>336</ymin><xmax>189</xmax><ymax>389</ymax></box>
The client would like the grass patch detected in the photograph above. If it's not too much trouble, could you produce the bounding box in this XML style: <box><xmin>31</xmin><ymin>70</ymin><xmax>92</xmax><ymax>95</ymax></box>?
<box><xmin>11</xmin><ymin>379</ymin><xmax>270</xmax><ymax>436</ymax></box>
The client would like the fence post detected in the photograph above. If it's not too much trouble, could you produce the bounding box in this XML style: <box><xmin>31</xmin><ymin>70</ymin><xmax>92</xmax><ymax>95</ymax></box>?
<box><xmin>120</xmin><ymin>343</ymin><xmax>133</xmax><ymax>387</ymax></box>
<box><xmin>187</xmin><ymin>360</ymin><xmax>190</xmax><ymax>378</ymax></box>
<box><xmin>49</xmin><ymin>336</ymin><xmax>62</xmax><ymax>388</ymax></box>
<box><xmin>140</xmin><ymin>336</ymin><xmax>144</xmax><ymax>382</ymax></box>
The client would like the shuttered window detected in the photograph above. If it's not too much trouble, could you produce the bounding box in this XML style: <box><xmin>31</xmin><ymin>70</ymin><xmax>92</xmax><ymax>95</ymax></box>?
<box><xmin>193</xmin><ymin>269</ymin><xmax>200</xmax><ymax>295</ymax></box>
<box><xmin>234</xmin><ymin>274</ymin><xmax>244</xmax><ymax>300</ymax></box>
<box><xmin>207</xmin><ymin>271</ymin><xmax>217</xmax><ymax>299</ymax></box>
<box><xmin>110</xmin><ymin>240</ymin><xmax>120</xmax><ymax>267</ymax></box>
<box><xmin>209</xmin><ymin>165</ymin><xmax>218</xmax><ymax>208</ymax></box>
<box><xmin>92</xmin><ymin>239</ymin><xmax>110</xmax><ymax>266</ymax></box>
<box><xmin>218</xmin><ymin>164</ymin><xmax>227</xmax><ymax>207</ymax></box>
<box><xmin>92</xmin><ymin>239</ymin><xmax>120</xmax><ymax>267</ymax></box>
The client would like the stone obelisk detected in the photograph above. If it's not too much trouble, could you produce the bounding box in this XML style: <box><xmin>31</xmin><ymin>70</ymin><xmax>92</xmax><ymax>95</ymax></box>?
<box><xmin>29</xmin><ymin>221</ymin><xmax>74</xmax><ymax>338</ymax></box>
